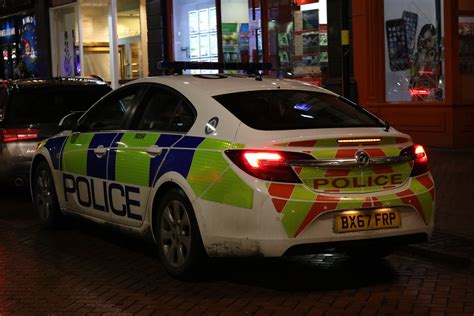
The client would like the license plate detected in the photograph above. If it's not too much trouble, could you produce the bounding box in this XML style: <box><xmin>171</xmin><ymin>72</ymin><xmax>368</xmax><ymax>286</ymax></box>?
<box><xmin>334</xmin><ymin>209</ymin><xmax>401</xmax><ymax>233</ymax></box>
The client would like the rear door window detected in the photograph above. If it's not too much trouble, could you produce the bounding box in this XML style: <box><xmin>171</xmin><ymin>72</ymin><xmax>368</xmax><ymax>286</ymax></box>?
<box><xmin>136</xmin><ymin>87</ymin><xmax>196</xmax><ymax>133</ymax></box>
<box><xmin>213</xmin><ymin>90</ymin><xmax>384</xmax><ymax>130</ymax></box>
<box><xmin>5</xmin><ymin>85</ymin><xmax>111</xmax><ymax>124</ymax></box>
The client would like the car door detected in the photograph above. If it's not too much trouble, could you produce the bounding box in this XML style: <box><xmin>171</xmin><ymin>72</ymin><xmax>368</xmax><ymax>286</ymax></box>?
<box><xmin>60</xmin><ymin>85</ymin><xmax>143</xmax><ymax>220</ymax></box>
<box><xmin>106</xmin><ymin>85</ymin><xmax>196</xmax><ymax>227</ymax></box>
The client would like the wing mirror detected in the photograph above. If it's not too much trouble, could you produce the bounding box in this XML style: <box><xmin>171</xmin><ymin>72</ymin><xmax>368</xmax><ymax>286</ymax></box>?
<box><xmin>58</xmin><ymin>111</ymin><xmax>84</xmax><ymax>131</ymax></box>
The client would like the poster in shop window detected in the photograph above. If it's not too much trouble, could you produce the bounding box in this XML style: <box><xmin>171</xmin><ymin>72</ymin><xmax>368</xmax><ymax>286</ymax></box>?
<box><xmin>200</xmin><ymin>33</ymin><xmax>210</xmax><ymax>57</ymax></box>
<box><xmin>189</xmin><ymin>11</ymin><xmax>198</xmax><ymax>34</ymax></box>
<box><xmin>210</xmin><ymin>32</ymin><xmax>218</xmax><ymax>56</ymax></box>
<box><xmin>199</xmin><ymin>9</ymin><xmax>209</xmax><ymax>33</ymax></box>
<box><xmin>209</xmin><ymin>7</ymin><xmax>217</xmax><ymax>32</ymax></box>
<box><xmin>20</xmin><ymin>15</ymin><xmax>38</xmax><ymax>77</ymax></box>
<box><xmin>190</xmin><ymin>35</ymin><xmax>199</xmax><ymax>58</ymax></box>
<box><xmin>60</xmin><ymin>30</ymin><xmax>75</xmax><ymax>77</ymax></box>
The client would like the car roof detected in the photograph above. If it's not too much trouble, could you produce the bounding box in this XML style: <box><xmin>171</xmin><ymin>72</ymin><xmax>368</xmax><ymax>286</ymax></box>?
<box><xmin>129</xmin><ymin>74</ymin><xmax>336</xmax><ymax>97</ymax></box>
<box><xmin>1</xmin><ymin>77</ymin><xmax>109</xmax><ymax>91</ymax></box>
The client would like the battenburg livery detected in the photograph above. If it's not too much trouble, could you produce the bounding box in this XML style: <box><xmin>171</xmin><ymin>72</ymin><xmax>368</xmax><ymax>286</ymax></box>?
<box><xmin>31</xmin><ymin>72</ymin><xmax>435</xmax><ymax>278</ymax></box>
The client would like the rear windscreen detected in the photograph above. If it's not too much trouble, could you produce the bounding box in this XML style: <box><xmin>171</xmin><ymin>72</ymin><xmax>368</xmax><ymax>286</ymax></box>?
<box><xmin>6</xmin><ymin>85</ymin><xmax>111</xmax><ymax>124</ymax></box>
<box><xmin>213</xmin><ymin>90</ymin><xmax>384</xmax><ymax>130</ymax></box>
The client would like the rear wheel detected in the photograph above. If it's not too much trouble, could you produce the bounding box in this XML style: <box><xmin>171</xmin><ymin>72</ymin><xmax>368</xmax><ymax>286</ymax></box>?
<box><xmin>33</xmin><ymin>161</ymin><xmax>63</xmax><ymax>228</ymax></box>
<box><xmin>155</xmin><ymin>188</ymin><xmax>207</xmax><ymax>279</ymax></box>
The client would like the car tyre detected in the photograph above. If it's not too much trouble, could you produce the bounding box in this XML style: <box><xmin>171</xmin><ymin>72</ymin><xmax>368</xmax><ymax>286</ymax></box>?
<box><xmin>33</xmin><ymin>161</ymin><xmax>63</xmax><ymax>228</ymax></box>
<box><xmin>155</xmin><ymin>188</ymin><xmax>207</xmax><ymax>279</ymax></box>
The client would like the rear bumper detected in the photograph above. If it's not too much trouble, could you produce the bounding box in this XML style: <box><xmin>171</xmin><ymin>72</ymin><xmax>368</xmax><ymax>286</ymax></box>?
<box><xmin>0</xmin><ymin>159</ymin><xmax>31</xmax><ymax>186</ymax></box>
<box><xmin>195</xmin><ymin>173</ymin><xmax>435</xmax><ymax>258</ymax></box>
<box><xmin>0</xmin><ymin>141</ymin><xmax>37</xmax><ymax>186</ymax></box>
<box><xmin>283</xmin><ymin>233</ymin><xmax>428</xmax><ymax>256</ymax></box>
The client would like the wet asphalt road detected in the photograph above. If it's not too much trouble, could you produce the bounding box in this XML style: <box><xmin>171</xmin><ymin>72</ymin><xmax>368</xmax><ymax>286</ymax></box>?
<box><xmin>0</xmin><ymin>189</ymin><xmax>473</xmax><ymax>315</ymax></box>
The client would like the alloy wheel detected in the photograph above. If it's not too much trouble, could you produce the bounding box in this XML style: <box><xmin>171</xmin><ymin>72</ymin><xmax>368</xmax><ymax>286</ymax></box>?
<box><xmin>160</xmin><ymin>200</ymin><xmax>192</xmax><ymax>267</ymax></box>
<box><xmin>35</xmin><ymin>169</ymin><xmax>53</xmax><ymax>222</ymax></box>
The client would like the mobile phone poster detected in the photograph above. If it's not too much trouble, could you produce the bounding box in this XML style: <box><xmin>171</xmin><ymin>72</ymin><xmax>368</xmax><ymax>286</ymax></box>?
<box><xmin>384</xmin><ymin>0</ymin><xmax>443</xmax><ymax>102</ymax></box>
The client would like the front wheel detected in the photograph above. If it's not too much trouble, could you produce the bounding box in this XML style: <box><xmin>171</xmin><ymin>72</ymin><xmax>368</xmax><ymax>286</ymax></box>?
<box><xmin>155</xmin><ymin>188</ymin><xmax>207</xmax><ymax>279</ymax></box>
<box><xmin>33</xmin><ymin>161</ymin><xmax>63</xmax><ymax>228</ymax></box>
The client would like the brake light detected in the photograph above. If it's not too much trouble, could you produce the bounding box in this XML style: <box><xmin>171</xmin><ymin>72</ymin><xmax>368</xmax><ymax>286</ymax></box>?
<box><xmin>225</xmin><ymin>150</ymin><xmax>314</xmax><ymax>183</ymax></box>
<box><xmin>400</xmin><ymin>144</ymin><xmax>429</xmax><ymax>176</ymax></box>
<box><xmin>243</xmin><ymin>152</ymin><xmax>283</xmax><ymax>168</ymax></box>
<box><xmin>0</xmin><ymin>128</ymin><xmax>40</xmax><ymax>143</ymax></box>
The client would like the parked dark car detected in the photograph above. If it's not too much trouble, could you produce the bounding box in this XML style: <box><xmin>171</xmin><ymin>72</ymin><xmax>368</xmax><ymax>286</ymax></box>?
<box><xmin>0</xmin><ymin>78</ymin><xmax>111</xmax><ymax>187</ymax></box>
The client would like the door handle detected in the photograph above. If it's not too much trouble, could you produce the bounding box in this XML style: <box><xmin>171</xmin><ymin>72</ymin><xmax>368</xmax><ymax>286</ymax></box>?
<box><xmin>93</xmin><ymin>145</ymin><xmax>107</xmax><ymax>158</ymax></box>
<box><xmin>146</xmin><ymin>145</ymin><xmax>163</xmax><ymax>157</ymax></box>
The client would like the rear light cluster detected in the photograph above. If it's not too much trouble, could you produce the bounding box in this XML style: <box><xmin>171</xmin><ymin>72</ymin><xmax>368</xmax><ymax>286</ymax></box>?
<box><xmin>0</xmin><ymin>128</ymin><xmax>39</xmax><ymax>143</ymax></box>
<box><xmin>225</xmin><ymin>150</ymin><xmax>315</xmax><ymax>183</ymax></box>
<box><xmin>400</xmin><ymin>144</ymin><xmax>429</xmax><ymax>177</ymax></box>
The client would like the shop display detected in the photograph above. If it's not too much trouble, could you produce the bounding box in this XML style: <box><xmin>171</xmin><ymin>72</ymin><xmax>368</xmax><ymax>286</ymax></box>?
<box><xmin>292</xmin><ymin>8</ymin><xmax>326</xmax><ymax>84</ymax></box>
<box><xmin>302</xmin><ymin>9</ymin><xmax>319</xmax><ymax>31</ymax></box>
<box><xmin>188</xmin><ymin>7</ymin><xmax>217</xmax><ymax>63</ymax></box>
<box><xmin>459</xmin><ymin>18</ymin><xmax>474</xmax><ymax>74</ymax></box>
<box><xmin>199</xmin><ymin>9</ymin><xmax>209</xmax><ymax>33</ymax></box>
<box><xmin>385</xmin><ymin>18</ymin><xmax>410</xmax><ymax>71</ymax></box>
<box><xmin>221</xmin><ymin>22</ymin><xmax>249</xmax><ymax>63</ymax></box>
<box><xmin>384</xmin><ymin>1</ymin><xmax>444</xmax><ymax>102</ymax></box>
<box><xmin>209</xmin><ymin>7</ymin><xmax>217</xmax><ymax>31</ymax></box>
<box><xmin>189</xmin><ymin>11</ymin><xmax>199</xmax><ymax>34</ymax></box>
<box><xmin>19</xmin><ymin>15</ymin><xmax>38</xmax><ymax>77</ymax></box>
<box><xmin>210</xmin><ymin>32</ymin><xmax>218</xmax><ymax>56</ymax></box>
<box><xmin>0</xmin><ymin>19</ymin><xmax>17</xmax><ymax>79</ymax></box>
<box><xmin>190</xmin><ymin>35</ymin><xmax>199</xmax><ymax>58</ymax></box>
<box><xmin>402</xmin><ymin>11</ymin><xmax>418</xmax><ymax>54</ymax></box>
<box><xmin>199</xmin><ymin>33</ymin><xmax>210</xmax><ymax>57</ymax></box>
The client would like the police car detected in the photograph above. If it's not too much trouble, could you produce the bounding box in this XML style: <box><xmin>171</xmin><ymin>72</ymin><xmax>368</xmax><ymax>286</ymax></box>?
<box><xmin>31</xmin><ymin>65</ymin><xmax>435</xmax><ymax>278</ymax></box>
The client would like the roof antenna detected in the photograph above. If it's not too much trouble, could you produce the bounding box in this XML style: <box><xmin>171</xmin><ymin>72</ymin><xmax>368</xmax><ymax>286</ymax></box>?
<box><xmin>384</xmin><ymin>120</ymin><xmax>390</xmax><ymax>132</ymax></box>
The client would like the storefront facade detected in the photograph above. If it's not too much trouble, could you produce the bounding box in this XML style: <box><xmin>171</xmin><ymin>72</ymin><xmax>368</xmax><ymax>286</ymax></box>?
<box><xmin>147</xmin><ymin>0</ymin><xmax>472</xmax><ymax>148</ymax></box>
<box><xmin>146</xmin><ymin>0</ymin><xmax>355</xmax><ymax>99</ymax></box>
<box><xmin>0</xmin><ymin>0</ymin><xmax>51</xmax><ymax>79</ymax></box>
<box><xmin>49</xmin><ymin>0</ymin><xmax>149</xmax><ymax>88</ymax></box>
<box><xmin>353</xmin><ymin>0</ymin><xmax>474</xmax><ymax>148</ymax></box>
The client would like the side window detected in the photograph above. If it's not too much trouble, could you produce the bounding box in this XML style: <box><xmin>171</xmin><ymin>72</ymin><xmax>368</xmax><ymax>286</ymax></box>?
<box><xmin>138</xmin><ymin>87</ymin><xmax>195</xmax><ymax>132</ymax></box>
<box><xmin>80</xmin><ymin>86</ymin><xmax>140</xmax><ymax>132</ymax></box>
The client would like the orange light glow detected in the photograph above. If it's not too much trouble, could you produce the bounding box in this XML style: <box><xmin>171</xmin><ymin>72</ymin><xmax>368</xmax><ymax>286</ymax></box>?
<box><xmin>337</xmin><ymin>138</ymin><xmax>381</xmax><ymax>143</ymax></box>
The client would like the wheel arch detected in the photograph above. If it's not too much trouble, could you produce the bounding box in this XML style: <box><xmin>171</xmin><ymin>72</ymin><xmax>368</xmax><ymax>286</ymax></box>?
<box><xmin>148</xmin><ymin>175</ymin><xmax>206</xmax><ymax>248</ymax></box>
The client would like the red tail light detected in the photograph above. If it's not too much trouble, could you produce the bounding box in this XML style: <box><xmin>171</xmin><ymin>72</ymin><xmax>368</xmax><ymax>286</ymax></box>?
<box><xmin>0</xmin><ymin>128</ymin><xmax>40</xmax><ymax>143</ymax></box>
<box><xmin>401</xmin><ymin>144</ymin><xmax>429</xmax><ymax>176</ymax></box>
<box><xmin>225</xmin><ymin>150</ymin><xmax>314</xmax><ymax>183</ymax></box>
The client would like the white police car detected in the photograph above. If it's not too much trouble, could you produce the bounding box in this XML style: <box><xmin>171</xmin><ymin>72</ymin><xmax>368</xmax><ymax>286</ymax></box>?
<box><xmin>31</xmin><ymin>67</ymin><xmax>435</xmax><ymax>278</ymax></box>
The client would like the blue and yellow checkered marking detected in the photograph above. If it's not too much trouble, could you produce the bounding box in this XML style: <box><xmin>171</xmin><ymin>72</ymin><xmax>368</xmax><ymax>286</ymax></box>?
<box><xmin>59</xmin><ymin>132</ymin><xmax>253</xmax><ymax>208</ymax></box>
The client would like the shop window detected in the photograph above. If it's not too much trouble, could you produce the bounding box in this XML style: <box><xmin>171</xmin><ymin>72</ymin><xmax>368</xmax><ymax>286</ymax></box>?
<box><xmin>221</xmin><ymin>0</ymin><xmax>250</xmax><ymax>63</ymax></box>
<box><xmin>266</xmin><ymin>1</ymin><xmax>328</xmax><ymax>86</ymax></box>
<box><xmin>117</xmin><ymin>0</ymin><xmax>143</xmax><ymax>80</ymax></box>
<box><xmin>173</xmin><ymin>0</ymin><xmax>218</xmax><ymax>67</ymax></box>
<box><xmin>459</xmin><ymin>16</ymin><xmax>474</xmax><ymax>101</ymax></box>
<box><xmin>384</xmin><ymin>0</ymin><xmax>444</xmax><ymax>102</ymax></box>
<box><xmin>81</xmin><ymin>3</ymin><xmax>112</xmax><ymax>81</ymax></box>
<box><xmin>0</xmin><ymin>15</ymin><xmax>39</xmax><ymax>79</ymax></box>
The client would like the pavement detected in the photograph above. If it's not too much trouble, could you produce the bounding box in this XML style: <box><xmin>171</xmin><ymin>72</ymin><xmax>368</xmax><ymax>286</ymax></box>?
<box><xmin>396</xmin><ymin>147</ymin><xmax>474</xmax><ymax>270</ymax></box>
